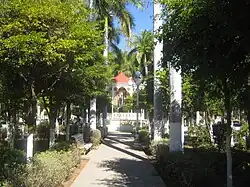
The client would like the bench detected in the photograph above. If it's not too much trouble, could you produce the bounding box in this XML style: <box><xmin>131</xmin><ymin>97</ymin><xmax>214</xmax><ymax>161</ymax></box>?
<box><xmin>71</xmin><ymin>133</ymin><xmax>93</xmax><ymax>153</ymax></box>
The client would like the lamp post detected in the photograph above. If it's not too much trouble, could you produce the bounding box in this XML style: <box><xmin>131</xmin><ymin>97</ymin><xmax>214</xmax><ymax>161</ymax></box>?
<box><xmin>134</xmin><ymin>71</ymin><xmax>143</xmax><ymax>131</ymax></box>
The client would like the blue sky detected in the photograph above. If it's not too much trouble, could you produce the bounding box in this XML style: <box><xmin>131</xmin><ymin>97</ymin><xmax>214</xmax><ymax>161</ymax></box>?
<box><xmin>117</xmin><ymin>2</ymin><xmax>153</xmax><ymax>50</ymax></box>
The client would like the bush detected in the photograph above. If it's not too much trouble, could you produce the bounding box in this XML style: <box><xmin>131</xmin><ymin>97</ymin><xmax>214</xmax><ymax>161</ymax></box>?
<box><xmin>0</xmin><ymin>146</ymin><xmax>26</xmax><ymax>186</ymax></box>
<box><xmin>24</xmin><ymin>144</ymin><xmax>80</xmax><ymax>187</ymax></box>
<box><xmin>90</xmin><ymin>129</ymin><xmax>101</xmax><ymax>147</ymax></box>
<box><xmin>152</xmin><ymin>140</ymin><xmax>250</xmax><ymax>187</ymax></box>
<box><xmin>138</xmin><ymin>129</ymin><xmax>150</xmax><ymax>145</ymax></box>
<box><xmin>36</xmin><ymin>121</ymin><xmax>50</xmax><ymax>140</ymax></box>
<box><xmin>50</xmin><ymin>141</ymin><xmax>72</xmax><ymax>151</ymax></box>
<box><xmin>187</xmin><ymin>124</ymin><xmax>212</xmax><ymax>148</ymax></box>
<box><xmin>233</xmin><ymin>123</ymin><xmax>248</xmax><ymax>150</ymax></box>
<box><xmin>150</xmin><ymin>138</ymin><xmax>169</xmax><ymax>160</ymax></box>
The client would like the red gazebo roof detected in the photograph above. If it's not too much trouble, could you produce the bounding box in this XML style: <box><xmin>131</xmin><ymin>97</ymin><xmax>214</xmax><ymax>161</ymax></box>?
<box><xmin>114</xmin><ymin>72</ymin><xmax>130</xmax><ymax>83</ymax></box>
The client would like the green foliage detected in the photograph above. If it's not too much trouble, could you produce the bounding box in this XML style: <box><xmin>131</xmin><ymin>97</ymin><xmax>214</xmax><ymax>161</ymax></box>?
<box><xmin>233</xmin><ymin>123</ymin><xmax>248</xmax><ymax>150</ymax></box>
<box><xmin>138</xmin><ymin>129</ymin><xmax>149</xmax><ymax>145</ymax></box>
<box><xmin>187</xmin><ymin>125</ymin><xmax>212</xmax><ymax>149</ymax></box>
<box><xmin>24</xmin><ymin>146</ymin><xmax>80</xmax><ymax>187</ymax></box>
<box><xmin>50</xmin><ymin>141</ymin><xmax>72</xmax><ymax>151</ymax></box>
<box><xmin>153</xmin><ymin>145</ymin><xmax>250</xmax><ymax>187</ymax></box>
<box><xmin>150</xmin><ymin>139</ymin><xmax>169</xmax><ymax>161</ymax></box>
<box><xmin>90</xmin><ymin>129</ymin><xmax>102</xmax><ymax>147</ymax></box>
<box><xmin>0</xmin><ymin>146</ymin><xmax>26</xmax><ymax>186</ymax></box>
<box><xmin>36</xmin><ymin>121</ymin><xmax>50</xmax><ymax>140</ymax></box>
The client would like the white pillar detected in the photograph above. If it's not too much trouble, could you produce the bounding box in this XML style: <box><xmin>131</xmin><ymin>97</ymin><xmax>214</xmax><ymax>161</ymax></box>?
<box><xmin>153</xmin><ymin>1</ymin><xmax>163</xmax><ymax>141</ymax></box>
<box><xmin>196</xmin><ymin>111</ymin><xmax>201</xmax><ymax>125</ymax></box>
<box><xmin>111</xmin><ymin>85</ymin><xmax>114</xmax><ymax>120</ymax></box>
<box><xmin>36</xmin><ymin>102</ymin><xmax>41</xmax><ymax>125</ymax></box>
<box><xmin>26</xmin><ymin>134</ymin><xmax>33</xmax><ymax>162</ymax></box>
<box><xmin>102</xmin><ymin>16</ymin><xmax>109</xmax><ymax>128</ymax></box>
<box><xmin>169</xmin><ymin>65</ymin><xmax>183</xmax><ymax>152</ymax></box>
<box><xmin>90</xmin><ymin>98</ymin><xmax>96</xmax><ymax>130</ymax></box>
<box><xmin>86</xmin><ymin>108</ymin><xmax>89</xmax><ymax>124</ymax></box>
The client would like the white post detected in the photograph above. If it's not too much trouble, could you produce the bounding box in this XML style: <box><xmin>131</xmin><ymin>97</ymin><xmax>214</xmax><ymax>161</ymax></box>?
<box><xmin>153</xmin><ymin>1</ymin><xmax>163</xmax><ymax>140</ymax></box>
<box><xmin>90</xmin><ymin>98</ymin><xmax>96</xmax><ymax>130</ymax></box>
<box><xmin>169</xmin><ymin>65</ymin><xmax>183</xmax><ymax>152</ymax></box>
<box><xmin>86</xmin><ymin>108</ymin><xmax>89</xmax><ymax>124</ymax></box>
<box><xmin>36</xmin><ymin>102</ymin><xmax>41</xmax><ymax>125</ymax></box>
<box><xmin>111</xmin><ymin>85</ymin><xmax>114</xmax><ymax>120</ymax></box>
<box><xmin>26</xmin><ymin>134</ymin><xmax>33</xmax><ymax>162</ymax></box>
<box><xmin>102</xmin><ymin>16</ymin><xmax>109</xmax><ymax>128</ymax></box>
<box><xmin>196</xmin><ymin>111</ymin><xmax>200</xmax><ymax>125</ymax></box>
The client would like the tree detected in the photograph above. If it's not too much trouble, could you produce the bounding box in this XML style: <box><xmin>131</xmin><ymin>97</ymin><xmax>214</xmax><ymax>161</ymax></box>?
<box><xmin>0</xmin><ymin>0</ymin><xmax>107</xmax><ymax>146</ymax></box>
<box><xmin>160</xmin><ymin>0</ymin><xmax>250</xmax><ymax>186</ymax></box>
<box><xmin>129</xmin><ymin>30</ymin><xmax>154</xmax><ymax>76</ymax></box>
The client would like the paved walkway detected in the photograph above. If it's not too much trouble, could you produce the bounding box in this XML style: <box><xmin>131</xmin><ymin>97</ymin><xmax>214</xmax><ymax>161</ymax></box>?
<box><xmin>71</xmin><ymin>131</ymin><xmax>166</xmax><ymax>187</ymax></box>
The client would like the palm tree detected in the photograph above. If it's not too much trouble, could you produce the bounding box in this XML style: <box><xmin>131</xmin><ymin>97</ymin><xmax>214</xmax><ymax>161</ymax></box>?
<box><xmin>129</xmin><ymin>30</ymin><xmax>154</xmax><ymax>77</ymax></box>
<box><xmin>88</xmin><ymin>0</ymin><xmax>143</xmax><ymax>129</ymax></box>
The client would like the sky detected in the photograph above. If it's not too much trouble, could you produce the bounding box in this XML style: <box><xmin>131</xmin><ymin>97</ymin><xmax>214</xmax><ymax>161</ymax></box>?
<box><xmin>117</xmin><ymin>2</ymin><xmax>153</xmax><ymax>50</ymax></box>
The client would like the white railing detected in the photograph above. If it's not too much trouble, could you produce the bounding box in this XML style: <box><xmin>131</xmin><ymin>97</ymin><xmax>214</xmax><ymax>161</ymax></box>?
<box><xmin>107</xmin><ymin>113</ymin><xmax>145</xmax><ymax>121</ymax></box>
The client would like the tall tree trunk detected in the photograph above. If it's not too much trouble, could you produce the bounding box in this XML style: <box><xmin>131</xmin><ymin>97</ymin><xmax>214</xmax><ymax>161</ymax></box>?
<box><xmin>153</xmin><ymin>1</ymin><xmax>163</xmax><ymax>140</ymax></box>
<box><xmin>90</xmin><ymin>98</ymin><xmax>96</xmax><ymax>130</ymax></box>
<box><xmin>31</xmin><ymin>80</ymin><xmax>37</xmax><ymax>127</ymax></box>
<box><xmin>102</xmin><ymin>16</ymin><xmax>109</xmax><ymax>128</ymax></box>
<box><xmin>45</xmin><ymin>97</ymin><xmax>58</xmax><ymax>148</ymax></box>
<box><xmin>143</xmin><ymin>55</ymin><xmax>148</xmax><ymax>76</ymax></box>
<box><xmin>224</xmin><ymin>82</ymin><xmax>233</xmax><ymax>187</ymax></box>
<box><xmin>66</xmin><ymin>101</ymin><xmax>71</xmax><ymax>141</ymax></box>
<box><xmin>169</xmin><ymin>65</ymin><xmax>183</xmax><ymax>152</ymax></box>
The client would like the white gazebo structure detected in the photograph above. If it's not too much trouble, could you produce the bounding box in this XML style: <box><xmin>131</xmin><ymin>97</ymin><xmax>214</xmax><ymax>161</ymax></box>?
<box><xmin>108</xmin><ymin>72</ymin><xmax>146</xmax><ymax>131</ymax></box>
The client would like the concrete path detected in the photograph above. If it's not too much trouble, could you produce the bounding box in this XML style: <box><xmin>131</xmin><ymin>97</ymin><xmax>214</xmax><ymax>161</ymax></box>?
<box><xmin>71</xmin><ymin>131</ymin><xmax>166</xmax><ymax>187</ymax></box>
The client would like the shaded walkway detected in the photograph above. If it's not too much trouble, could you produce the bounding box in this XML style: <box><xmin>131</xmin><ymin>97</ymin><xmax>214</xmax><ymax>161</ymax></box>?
<box><xmin>71</xmin><ymin>131</ymin><xmax>166</xmax><ymax>187</ymax></box>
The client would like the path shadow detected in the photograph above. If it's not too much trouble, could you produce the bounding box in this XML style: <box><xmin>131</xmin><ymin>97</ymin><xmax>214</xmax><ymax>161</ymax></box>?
<box><xmin>106</xmin><ymin>136</ymin><xmax>143</xmax><ymax>151</ymax></box>
<box><xmin>97</xmin><ymin>158</ymin><xmax>163</xmax><ymax>187</ymax></box>
<box><xmin>103</xmin><ymin>138</ymin><xmax>147</xmax><ymax>161</ymax></box>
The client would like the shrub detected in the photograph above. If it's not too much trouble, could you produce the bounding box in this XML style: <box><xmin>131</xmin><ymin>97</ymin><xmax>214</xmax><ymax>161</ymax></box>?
<box><xmin>0</xmin><ymin>146</ymin><xmax>26</xmax><ymax>186</ymax></box>
<box><xmin>90</xmin><ymin>129</ymin><xmax>101</xmax><ymax>147</ymax></box>
<box><xmin>152</xmin><ymin>142</ymin><xmax>226</xmax><ymax>187</ymax></box>
<box><xmin>150</xmin><ymin>138</ymin><xmax>169</xmax><ymax>160</ymax></box>
<box><xmin>50</xmin><ymin>141</ymin><xmax>72</xmax><ymax>151</ymax></box>
<box><xmin>36</xmin><ymin>121</ymin><xmax>50</xmax><ymax>140</ymax></box>
<box><xmin>187</xmin><ymin>124</ymin><xmax>212</xmax><ymax>148</ymax></box>
<box><xmin>24</xmin><ymin>144</ymin><xmax>80</xmax><ymax>187</ymax></box>
<box><xmin>233</xmin><ymin>123</ymin><xmax>248</xmax><ymax>150</ymax></box>
<box><xmin>138</xmin><ymin>129</ymin><xmax>150</xmax><ymax>145</ymax></box>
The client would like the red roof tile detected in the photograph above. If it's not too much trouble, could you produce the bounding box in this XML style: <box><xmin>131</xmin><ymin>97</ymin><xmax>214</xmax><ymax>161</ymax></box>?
<box><xmin>114</xmin><ymin>72</ymin><xmax>129</xmax><ymax>83</ymax></box>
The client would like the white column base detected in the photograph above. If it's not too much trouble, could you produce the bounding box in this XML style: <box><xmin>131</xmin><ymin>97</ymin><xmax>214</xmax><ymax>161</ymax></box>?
<box><xmin>169</xmin><ymin>122</ymin><xmax>183</xmax><ymax>152</ymax></box>
<box><xmin>90</xmin><ymin>98</ymin><xmax>96</xmax><ymax>130</ymax></box>
<box><xmin>153</xmin><ymin>120</ymin><xmax>163</xmax><ymax>141</ymax></box>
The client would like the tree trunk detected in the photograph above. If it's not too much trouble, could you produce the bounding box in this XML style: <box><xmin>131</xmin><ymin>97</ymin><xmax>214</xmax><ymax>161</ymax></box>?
<box><xmin>169</xmin><ymin>64</ymin><xmax>183</xmax><ymax>152</ymax></box>
<box><xmin>90</xmin><ymin>98</ymin><xmax>96</xmax><ymax>130</ymax></box>
<box><xmin>224</xmin><ymin>83</ymin><xmax>233</xmax><ymax>187</ymax></box>
<box><xmin>48</xmin><ymin>97</ymin><xmax>57</xmax><ymax>148</ymax></box>
<box><xmin>102</xmin><ymin>16</ymin><xmax>109</xmax><ymax>128</ymax></box>
<box><xmin>143</xmin><ymin>55</ymin><xmax>148</xmax><ymax>76</ymax></box>
<box><xmin>31</xmin><ymin>81</ymin><xmax>37</xmax><ymax>127</ymax></box>
<box><xmin>66</xmin><ymin>101</ymin><xmax>71</xmax><ymax>141</ymax></box>
<box><xmin>153</xmin><ymin>2</ymin><xmax>164</xmax><ymax>141</ymax></box>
